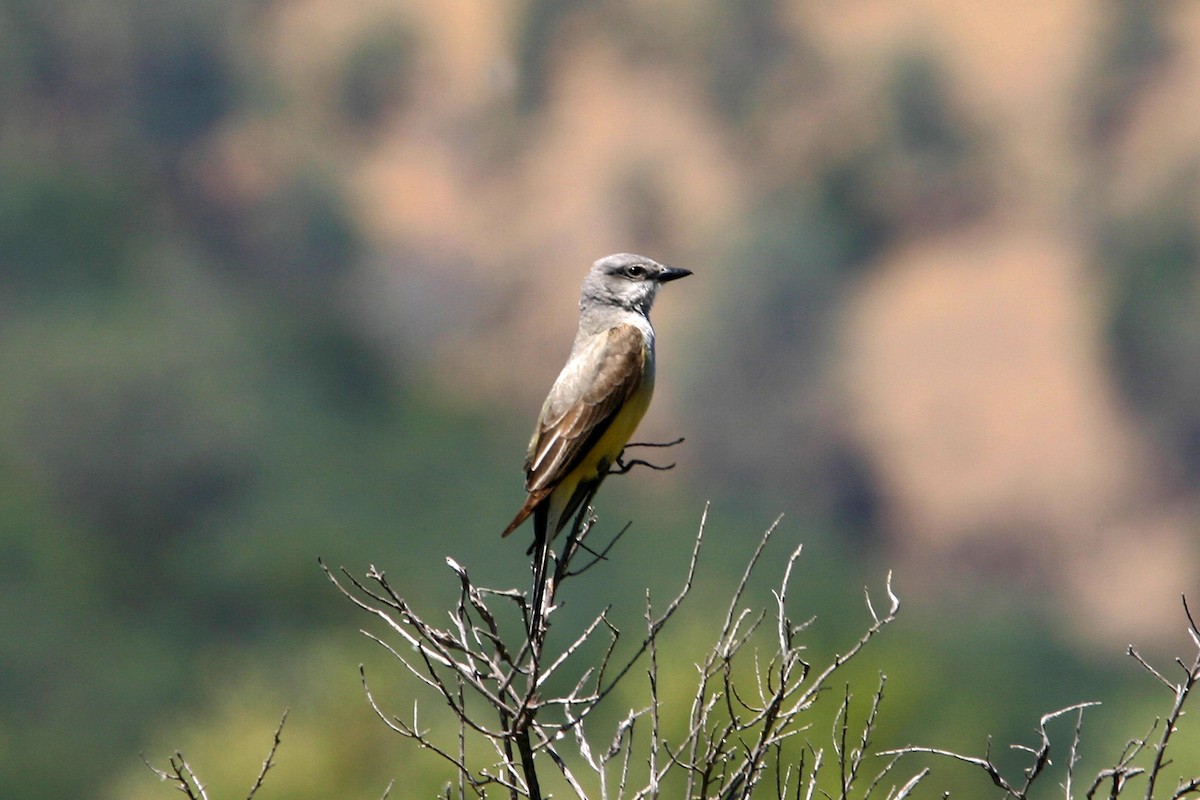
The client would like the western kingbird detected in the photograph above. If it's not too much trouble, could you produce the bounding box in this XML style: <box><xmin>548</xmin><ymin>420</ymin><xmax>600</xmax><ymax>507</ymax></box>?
<box><xmin>502</xmin><ymin>253</ymin><xmax>691</xmax><ymax>618</ymax></box>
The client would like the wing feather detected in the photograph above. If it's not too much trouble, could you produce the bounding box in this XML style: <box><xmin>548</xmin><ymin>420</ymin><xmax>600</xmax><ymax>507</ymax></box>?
<box><xmin>523</xmin><ymin>324</ymin><xmax>647</xmax><ymax>493</ymax></box>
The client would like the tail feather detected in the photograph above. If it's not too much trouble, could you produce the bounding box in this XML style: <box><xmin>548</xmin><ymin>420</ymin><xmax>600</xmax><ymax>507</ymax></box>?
<box><xmin>502</xmin><ymin>488</ymin><xmax>547</xmax><ymax>537</ymax></box>
<box><xmin>501</xmin><ymin>504</ymin><xmax>533</xmax><ymax>537</ymax></box>
<box><xmin>529</xmin><ymin>504</ymin><xmax>551</xmax><ymax>635</ymax></box>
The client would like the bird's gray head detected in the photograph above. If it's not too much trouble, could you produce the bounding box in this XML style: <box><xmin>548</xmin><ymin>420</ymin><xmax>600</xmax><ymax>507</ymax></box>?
<box><xmin>579</xmin><ymin>253</ymin><xmax>692</xmax><ymax>317</ymax></box>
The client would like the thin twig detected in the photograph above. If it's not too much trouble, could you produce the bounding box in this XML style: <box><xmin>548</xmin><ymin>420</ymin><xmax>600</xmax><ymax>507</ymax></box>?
<box><xmin>609</xmin><ymin>437</ymin><xmax>686</xmax><ymax>474</ymax></box>
<box><xmin>245</xmin><ymin>709</ymin><xmax>288</xmax><ymax>800</ymax></box>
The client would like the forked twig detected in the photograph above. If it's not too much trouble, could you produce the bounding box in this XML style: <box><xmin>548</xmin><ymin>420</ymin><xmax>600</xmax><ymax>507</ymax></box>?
<box><xmin>610</xmin><ymin>437</ymin><xmax>686</xmax><ymax>474</ymax></box>
<box><xmin>142</xmin><ymin>710</ymin><xmax>289</xmax><ymax>800</ymax></box>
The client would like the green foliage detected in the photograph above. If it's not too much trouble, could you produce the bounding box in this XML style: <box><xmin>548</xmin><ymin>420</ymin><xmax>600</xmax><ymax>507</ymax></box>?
<box><xmin>1086</xmin><ymin>0</ymin><xmax>1170</xmax><ymax>144</ymax></box>
<box><xmin>681</xmin><ymin>161</ymin><xmax>893</xmax><ymax>526</ymax></box>
<box><xmin>338</xmin><ymin>23</ymin><xmax>418</xmax><ymax>127</ymax></box>
<box><xmin>706</xmin><ymin>0</ymin><xmax>792</xmax><ymax>121</ymax></box>
<box><xmin>886</xmin><ymin>52</ymin><xmax>971</xmax><ymax>164</ymax></box>
<box><xmin>0</xmin><ymin>0</ymin><xmax>59</xmax><ymax>96</ymax></box>
<box><xmin>195</xmin><ymin>172</ymin><xmax>362</xmax><ymax>301</ymax></box>
<box><xmin>130</xmin><ymin>2</ymin><xmax>235</xmax><ymax>146</ymax></box>
<box><xmin>875</xmin><ymin>50</ymin><xmax>993</xmax><ymax>230</ymax></box>
<box><xmin>514</xmin><ymin>0</ymin><xmax>583</xmax><ymax>113</ymax></box>
<box><xmin>1100</xmin><ymin>174</ymin><xmax>1200</xmax><ymax>474</ymax></box>
<box><xmin>0</xmin><ymin>164</ymin><xmax>134</xmax><ymax>299</ymax></box>
<box><xmin>0</xmin><ymin>262</ymin><xmax>520</xmax><ymax>797</ymax></box>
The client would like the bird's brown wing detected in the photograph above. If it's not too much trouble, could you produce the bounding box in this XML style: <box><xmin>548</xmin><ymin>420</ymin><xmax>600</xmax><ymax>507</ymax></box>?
<box><xmin>525</xmin><ymin>323</ymin><xmax>647</xmax><ymax>491</ymax></box>
<box><xmin>501</xmin><ymin>324</ymin><xmax>646</xmax><ymax>536</ymax></box>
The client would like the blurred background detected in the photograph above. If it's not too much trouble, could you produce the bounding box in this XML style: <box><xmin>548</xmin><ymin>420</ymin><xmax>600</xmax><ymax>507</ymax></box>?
<box><xmin>3</xmin><ymin>0</ymin><xmax>1200</xmax><ymax>796</ymax></box>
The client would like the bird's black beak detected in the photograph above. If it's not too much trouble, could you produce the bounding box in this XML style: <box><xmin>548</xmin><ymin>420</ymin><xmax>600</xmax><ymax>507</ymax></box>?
<box><xmin>658</xmin><ymin>266</ymin><xmax>693</xmax><ymax>283</ymax></box>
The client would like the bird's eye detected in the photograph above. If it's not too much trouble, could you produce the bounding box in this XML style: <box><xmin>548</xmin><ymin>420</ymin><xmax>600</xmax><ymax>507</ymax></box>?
<box><xmin>624</xmin><ymin>264</ymin><xmax>647</xmax><ymax>278</ymax></box>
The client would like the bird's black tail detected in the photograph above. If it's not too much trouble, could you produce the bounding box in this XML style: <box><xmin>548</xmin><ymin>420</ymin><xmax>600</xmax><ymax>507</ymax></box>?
<box><xmin>528</xmin><ymin>505</ymin><xmax>551</xmax><ymax>637</ymax></box>
<box><xmin>527</xmin><ymin>482</ymin><xmax>599</xmax><ymax>637</ymax></box>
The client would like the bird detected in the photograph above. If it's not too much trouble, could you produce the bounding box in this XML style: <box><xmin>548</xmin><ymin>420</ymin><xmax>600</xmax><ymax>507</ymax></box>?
<box><xmin>502</xmin><ymin>253</ymin><xmax>691</xmax><ymax>624</ymax></box>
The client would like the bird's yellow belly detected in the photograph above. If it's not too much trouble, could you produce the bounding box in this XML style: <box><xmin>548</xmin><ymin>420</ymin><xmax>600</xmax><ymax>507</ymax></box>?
<box><xmin>546</xmin><ymin>382</ymin><xmax>651</xmax><ymax>535</ymax></box>
<box><xmin>579</xmin><ymin>378</ymin><xmax>654</xmax><ymax>481</ymax></box>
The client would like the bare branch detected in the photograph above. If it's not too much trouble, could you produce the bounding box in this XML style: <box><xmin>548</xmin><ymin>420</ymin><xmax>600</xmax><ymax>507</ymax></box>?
<box><xmin>564</xmin><ymin>521</ymin><xmax>633</xmax><ymax>580</ymax></box>
<box><xmin>784</xmin><ymin>573</ymin><xmax>899</xmax><ymax>720</ymax></box>
<box><xmin>879</xmin><ymin>743</ymin><xmax>1018</xmax><ymax>795</ymax></box>
<box><xmin>1129</xmin><ymin>645</ymin><xmax>1177</xmax><ymax>692</ymax></box>
<box><xmin>245</xmin><ymin>709</ymin><xmax>288</xmax><ymax>800</ymax></box>
<box><xmin>891</xmin><ymin>767</ymin><xmax>930</xmax><ymax>799</ymax></box>
<box><xmin>141</xmin><ymin>752</ymin><xmax>206</xmax><ymax>800</ymax></box>
<box><xmin>1064</xmin><ymin>702</ymin><xmax>1086</xmax><ymax>800</ymax></box>
<box><xmin>1141</xmin><ymin>600</ymin><xmax>1200</xmax><ymax>800</ymax></box>
<box><xmin>323</xmin><ymin>506</ymin><xmax>911</xmax><ymax>800</ymax></box>
<box><xmin>609</xmin><ymin>437</ymin><xmax>686</xmax><ymax>474</ymax></box>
